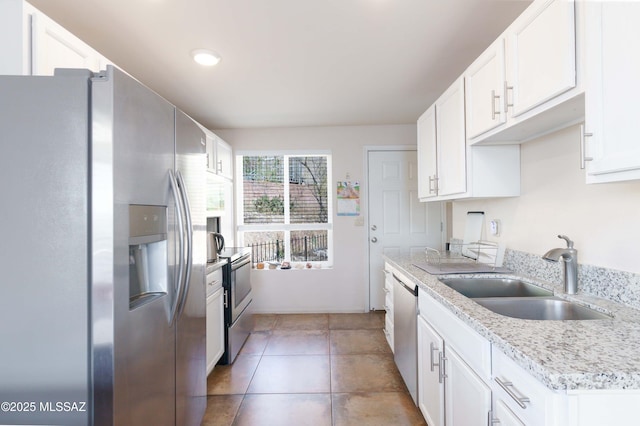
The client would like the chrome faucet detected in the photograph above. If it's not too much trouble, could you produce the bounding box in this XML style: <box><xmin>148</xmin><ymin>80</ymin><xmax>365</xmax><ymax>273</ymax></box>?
<box><xmin>543</xmin><ymin>235</ymin><xmax>578</xmax><ymax>294</ymax></box>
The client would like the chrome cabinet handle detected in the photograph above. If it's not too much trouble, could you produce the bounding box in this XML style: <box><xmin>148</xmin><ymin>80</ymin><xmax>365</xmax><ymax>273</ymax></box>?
<box><xmin>504</xmin><ymin>81</ymin><xmax>514</xmax><ymax>113</ymax></box>
<box><xmin>438</xmin><ymin>352</ymin><xmax>447</xmax><ymax>384</ymax></box>
<box><xmin>428</xmin><ymin>175</ymin><xmax>439</xmax><ymax>194</ymax></box>
<box><xmin>429</xmin><ymin>342</ymin><xmax>440</xmax><ymax>372</ymax></box>
<box><xmin>371</xmin><ymin>237</ymin><xmax>378</xmax><ymax>243</ymax></box>
<box><xmin>223</xmin><ymin>290</ymin><xmax>228</xmax><ymax>308</ymax></box>
<box><xmin>488</xmin><ymin>410</ymin><xmax>500</xmax><ymax>425</ymax></box>
<box><xmin>217</xmin><ymin>159</ymin><xmax>223</xmax><ymax>173</ymax></box>
<box><xmin>491</xmin><ymin>89</ymin><xmax>500</xmax><ymax>120</ymax></box>
<box><xmin>494</xmin><ymin>377</ymin><xmax>530</xmax><ymax>409</ymax></box>
<box><xmin>371</xmin><ymin>224</ymin><xmax>377</xmax><ymax>231</ymax></box>
<box><xmin>580</xmin><ymin>124</ymin><xmax>594</xmax><ymax>170</ymax></box>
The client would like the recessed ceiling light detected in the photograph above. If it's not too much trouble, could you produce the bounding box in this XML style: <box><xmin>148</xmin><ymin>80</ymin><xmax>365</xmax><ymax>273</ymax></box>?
<box><xmin>191</xmin><ymin>49</ymin><xmax>221</xmax><ymax>66</ymax></box>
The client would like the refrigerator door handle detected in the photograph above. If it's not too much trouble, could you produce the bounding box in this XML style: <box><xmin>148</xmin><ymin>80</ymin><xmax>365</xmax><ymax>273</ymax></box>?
<box><xmin>169</xmin><ymin>169</ymin><xmax>186</xmax><ymax>325</ymax></box>
<box><xmin>176</xmin><ymin>170</ymin><xmax>193</xmax><ymax>319</ymax></box>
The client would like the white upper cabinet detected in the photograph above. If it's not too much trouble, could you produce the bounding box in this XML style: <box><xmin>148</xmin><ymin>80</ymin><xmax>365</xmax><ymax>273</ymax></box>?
<box><xmin>31</xmin><ymin>11</ymin><xmax>102</xmax><ymax>75</ymax></box>
<box><xmin>583</xmin><ymin>1</ymin><xmax>640</xmax><ymax>184</ymax></box>
<box><xmin>215</xmin><ymin>138</ymin><xmax>233</xmax><ymax>180</ymax></box>
<box><xmin>0</xmin><ymin>0</ymin><xmax>112</xmax><ymax>76</ymax></box>
<box><xmin>417</xmin><ymin>105</ymin><xmax>438</xmax><ymax>200</ymax></box>
<box><xmin>203</xmin><ymin>128</ymin><xmax>233</xmax><ymax>180</ymax></box>
<box><xmin>417</xmin><ymin>76</ymin><xmax>520</xmax><ymax>203</ymax></box>
<box><xmin>465</xmin><ymin>38</ymin><xmax>507</xmax><ymax>139</ymax></box>
<box><xmin>467</xmin><ymin>0</ymin><xmax>582</xmax><ymax>145</ymax></box>
<box><xmin>435</xmin><ymin>77</ymin><xmax>467</xmax><ymax>198</ymax></box>
<box><xmin>506</xmin><ymin>0</ymin><xmax>576</xmax><ymax>117</ymax></box>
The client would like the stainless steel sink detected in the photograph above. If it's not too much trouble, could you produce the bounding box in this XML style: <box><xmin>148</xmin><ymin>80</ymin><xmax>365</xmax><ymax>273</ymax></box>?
<box><xmin>439</xmin><ymin>278</ymin><xmax>554</xmax><ymax>298</ymax></box>
<box><xmin>473</xmin><ymin>297</ymin><xmax>611</xmax><ymax>321</ymax></box>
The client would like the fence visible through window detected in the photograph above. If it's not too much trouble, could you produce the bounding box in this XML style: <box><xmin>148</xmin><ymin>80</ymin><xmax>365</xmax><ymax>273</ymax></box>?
<box><xmin>249</xmin><ymin>233</ymin><xmax>328</xmax><ymax>264</ymax></box>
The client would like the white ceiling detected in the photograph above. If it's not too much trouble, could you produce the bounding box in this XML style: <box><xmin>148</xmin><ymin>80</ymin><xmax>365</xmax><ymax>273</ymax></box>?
<box><xmin>29</xmin><ymin>0</ymin><xmax>530</xmax><ymax>130</ymax></box>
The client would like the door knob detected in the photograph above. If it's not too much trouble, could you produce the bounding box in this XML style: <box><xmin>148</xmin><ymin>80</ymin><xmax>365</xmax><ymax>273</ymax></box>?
<box><xmin>371</xmin><ymin>225</ymin><xmax>377</xmax><ymax>231</ymax></box>
<box><xmin>371</xmin><ymin>237</ymin><xmax>378</xmax><ymax>243</ymax></box>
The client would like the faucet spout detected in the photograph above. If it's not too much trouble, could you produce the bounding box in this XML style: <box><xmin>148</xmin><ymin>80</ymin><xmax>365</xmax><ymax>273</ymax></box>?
<box><xmin>542</xmin><ymin>235</ymin><xmax>578</xmax><ymax>294</ymax></box>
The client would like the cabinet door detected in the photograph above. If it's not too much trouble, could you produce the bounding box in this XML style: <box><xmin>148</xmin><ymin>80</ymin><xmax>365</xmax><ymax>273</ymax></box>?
<box><xmin>206</xmin><ymin>287</ymin><xmax>225</xmax><ymax>375</ymax></box>
<box><xmin>31</xmin><ymin>12</ymin><xmax>101</xmax><ymax>75</ymax></box>
<box><xmin>435</xmin><ymin>76</ymin><xmax>467</xmax><ymax>197</ymax></box>
<box><xmin>466</xmin><ymin>38</ymin><xmax>507</xmax><ymax>139</ymax></box>
<box><xmin>584</xmin><ymin>1</ymin><xmax>640</xmax><ymax>183</ymax></box>
<box><xmin>444</xmin><ymin>346</ymin><xmax>491</xmax><ymax>426</ymax></box>
<box><xmin>216</xmin><ymin>138</ymin><xmax>233</xmax><ymax>180</ymax></box>
<box><xmin>507</xmin><ymin>0</ymin><xmax>575</xmax><ymax>117</ymax></box>
<box><xmin>417</xmin><ymin>105</ymin><xmax>438</xmax><ymax>199</ymax></box>
<box><xmin>205</xmin><ymin>133</ymin><xmax>216</xmax><ymax>173</ymax></box>
<box><xmin>417</xmin><ymin>316</ymin><xmax>445</xmax><ymax>426</ymax></box>
<box><xmin>493</xmin><ymin>399</ymin><xmax>525</xmax><ymax>426</ymax></box>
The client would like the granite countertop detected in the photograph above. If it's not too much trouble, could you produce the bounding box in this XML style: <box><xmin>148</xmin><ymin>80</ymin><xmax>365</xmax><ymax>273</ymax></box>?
<box><xmin>206</xmin><ymin>258</ymin><xmax>227</xmax><ymax>274</ymax></box>
<box><xmin>383</xmin><ymin>251</ymin><xmax>640</xmax><ymax>392</ymax></box>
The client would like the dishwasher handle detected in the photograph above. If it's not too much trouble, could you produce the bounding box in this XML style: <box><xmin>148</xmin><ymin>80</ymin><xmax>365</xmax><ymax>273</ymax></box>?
<box><xmin>391</xmin><ymin>273</ymin><xmax>417</xmax><ymax>296</ymax></box>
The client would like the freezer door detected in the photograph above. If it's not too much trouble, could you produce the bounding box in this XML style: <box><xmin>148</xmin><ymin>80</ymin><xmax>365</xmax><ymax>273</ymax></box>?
<box><xmin>0</xmin><ymin>71</ymin><xmax>92</xmax><ymax>426</ymax></box>
<box><xmin>92</xmin><ymin>66</ymin><xmax>177</xmax><ymax>426</ymax></box>
<box><xmin>174</xmin><ymin>110</ymin><xmax>207</xmax><ymax>426</ymax></box>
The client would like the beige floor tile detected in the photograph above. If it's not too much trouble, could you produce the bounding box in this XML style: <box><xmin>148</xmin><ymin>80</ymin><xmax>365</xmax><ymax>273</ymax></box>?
<box><xmin>252</xmin><ymin>314</ymin><xmax>278</xmax><ymax>331</ymax></box>
<box><xmin>331</xmin><ymin>354</ymin><xmax>407</xmax><ymax>393</ymax></box>
<box><xmin>206</xmin><ymin>354</ymin><xmax>261</xmax><ymax>395</ymax></box>
<box><xmin>201</xmin><ymin>395</ymin><xmax>243</xmax><ymax>426</ymax></box>
<box><xmin>239</xmin><ymin>331</ymin><xmax>271</xmax><ymax>356</ymax></box>
<box><xmin>247</xmin><ymin>355</ymin><xmax>330</xmax><ymax>394</ymax></box>
<box><xmin>234</xmin><ymin>394</ymin><xmax>332</xmax><ymax>426</ymax></box>
<box><xmin>332</xmin><ymin>392</ymin><xmax>427</xmax><ymax>426</ymax></box>
<box><xmin>275</xmin><ymin>313</ymin><xmax>329</xmax><ymax>330</ymax></box>
<box><xmin>330</xmin><ymin>329</ymin><xmax>392</xmax><ymax>355</ymax></box>
<box><xmin>263</xmin><ymin>329</ymin><xmax>329</xmax><ymax>355</ymax></box>
<box><xmin>329</xmin><ymin>312</ymin><xmax>385</xmax><ymax>330</ymax></box>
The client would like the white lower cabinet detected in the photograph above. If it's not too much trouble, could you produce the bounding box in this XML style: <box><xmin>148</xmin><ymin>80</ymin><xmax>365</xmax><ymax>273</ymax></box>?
<box><xmin>417</xmin><ymin>289</ymin><xmax>492</xmax><ymax>425</ymax></box>
<box><xmin>417</xmin><ymin>316</ymin><xmax>444</xmax><ymax>426</ymax></box>
<box><xmin>445</xmin><ymin>347</ymin><xmax>492</xmax><ymax>425</ymax></box>
<box><xmin>492</xmin><ymin>399</ymin><xmax>524</xmax><ymax>426</ymax></box>
<box><xmin>206</xmin><ymin>286</ymin><xmax>224</xmax><ymax>375</ymax></box>
<box><xmin>382</xmin><ymin>264</ymin><xmax>395</xmax><ymax>351</ymax></box>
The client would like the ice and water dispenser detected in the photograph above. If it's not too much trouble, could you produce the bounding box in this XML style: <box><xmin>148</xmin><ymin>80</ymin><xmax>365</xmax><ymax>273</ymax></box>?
<box><xmin>128</xmin><ymin>205</ymin><xmax>168</xmax><ymax>310</ymax></box>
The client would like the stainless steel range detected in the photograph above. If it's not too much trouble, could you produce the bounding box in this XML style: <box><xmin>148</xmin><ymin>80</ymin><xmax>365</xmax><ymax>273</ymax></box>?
<box><xmin>217</xmin><ymin>247</ymin><xmax>253</xmax><ymax>364</ymax></box>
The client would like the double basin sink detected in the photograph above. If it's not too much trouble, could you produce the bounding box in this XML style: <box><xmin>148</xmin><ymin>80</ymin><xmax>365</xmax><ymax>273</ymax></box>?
<box><xmin>439</xmin><ymin>277</ymin><xmax>610</xmax><ymax>321</ymax></box>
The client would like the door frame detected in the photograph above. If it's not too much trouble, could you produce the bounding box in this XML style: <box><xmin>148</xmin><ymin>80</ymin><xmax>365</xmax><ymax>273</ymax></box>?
<box><xmin>362</xmin><ymin>145</ymin><xmax>447</xmax><ymax>311</ymax></box>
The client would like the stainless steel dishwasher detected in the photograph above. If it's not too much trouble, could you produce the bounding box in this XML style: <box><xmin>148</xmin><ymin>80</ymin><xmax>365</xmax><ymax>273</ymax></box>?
<box><xmin>392</xmin><ymin>272</ymin><xmax>418</xmax><ymax>405</ymax></box>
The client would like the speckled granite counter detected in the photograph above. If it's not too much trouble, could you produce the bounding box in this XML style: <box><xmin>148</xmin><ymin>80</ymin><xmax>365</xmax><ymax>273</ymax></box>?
<box><xmin>383</xmin><ymin>251</ymin><xmax>640</xmax><ymax>392</ymax></box>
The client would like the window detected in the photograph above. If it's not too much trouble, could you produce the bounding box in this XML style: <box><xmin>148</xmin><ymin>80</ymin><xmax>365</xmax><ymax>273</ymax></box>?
<box><xmin>236</xmin><ymin>153</ymin><xmax>332</xmax><ymax>267</ymax></box>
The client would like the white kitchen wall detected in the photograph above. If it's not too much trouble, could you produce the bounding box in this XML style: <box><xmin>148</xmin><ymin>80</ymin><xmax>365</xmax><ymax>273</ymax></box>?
<box><xmin>215</xmin><ymin>124</ymin><xmax>415</xmax><ymax>313</ymax></box>
<box><xmin>453</xmin><ymin>124</ymin><xmax>640</xmax><ymax>274</ymax></box>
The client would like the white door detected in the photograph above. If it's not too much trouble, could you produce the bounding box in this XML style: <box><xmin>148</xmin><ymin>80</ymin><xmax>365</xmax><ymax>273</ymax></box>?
<box><xmin>368</xmin><ymin>150</ymin><xmax>442</xmax><ymax>310</ymax></box>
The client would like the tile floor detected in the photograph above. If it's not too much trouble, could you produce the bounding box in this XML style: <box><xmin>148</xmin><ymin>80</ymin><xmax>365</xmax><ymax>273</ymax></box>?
<box><xmin>202</xmin><ymin>313</ymin><xmax>427</xmax><ymax>426</ymax></box>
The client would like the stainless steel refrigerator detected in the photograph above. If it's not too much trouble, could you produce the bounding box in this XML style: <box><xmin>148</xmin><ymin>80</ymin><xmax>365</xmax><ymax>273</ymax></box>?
<box><xmin>0</xmin><ymin>66</ymin><xmax>207</xmax><ymax>426</ymax></box>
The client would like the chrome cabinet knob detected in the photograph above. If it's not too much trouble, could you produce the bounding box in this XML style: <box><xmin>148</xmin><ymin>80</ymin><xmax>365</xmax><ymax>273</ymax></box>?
<box><xmin>371</xmin><ymin>237</ymin><xmax>378</xmax><ymax>243</ymax></box>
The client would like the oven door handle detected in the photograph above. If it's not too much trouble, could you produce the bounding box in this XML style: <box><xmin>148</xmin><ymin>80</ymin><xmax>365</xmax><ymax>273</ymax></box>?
<box><xmin>232</xmin><ymin>256</ymin><xmax>251</xmax><ymax>271</ymax></box>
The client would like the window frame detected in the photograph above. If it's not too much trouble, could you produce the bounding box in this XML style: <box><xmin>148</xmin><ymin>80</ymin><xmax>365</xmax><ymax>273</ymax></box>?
<box><xmin>235</xmin><ymin>150</ymin><xmax>333</xmax><ymax>267</ymax></box>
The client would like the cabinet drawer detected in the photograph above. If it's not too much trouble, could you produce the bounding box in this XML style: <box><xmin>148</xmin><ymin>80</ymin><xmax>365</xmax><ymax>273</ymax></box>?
<box><xmin>492</xmin><ymin>348</ymin><xmax>568</xmax><ymax>425</ymax></box>
<box><xmin>418</xmin><ymin>289</ymin><xmax>491</xmax><ymax>380</ymax></box>
<box><xmin>384</xmin><ymin>314</ymin><xmax>394</xmax><ymax>351</ymax></box>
